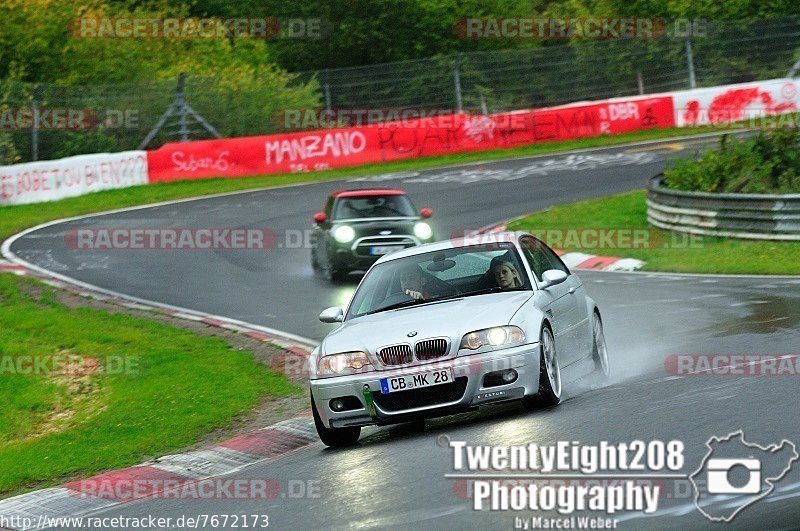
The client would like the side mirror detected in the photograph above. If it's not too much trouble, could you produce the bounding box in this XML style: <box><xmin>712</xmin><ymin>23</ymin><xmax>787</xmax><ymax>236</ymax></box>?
<box><xmin>539</xmin><ymin>269</ymin><xmax>568</xmax><ymax>290</ymax></box>
<box><xmin>419</xmin><ymin>208</ymin><xmax>433</xmax><ymax>218</ymax></box>
<box><xmin>319</xmin><ymin>306</ymin><xmax>344</xmax><ymax>323</ymax></box>
<box><xmin>313</xmin><ymin>212</ymin><xmax>327</xmax><ymax>224</ymax></box>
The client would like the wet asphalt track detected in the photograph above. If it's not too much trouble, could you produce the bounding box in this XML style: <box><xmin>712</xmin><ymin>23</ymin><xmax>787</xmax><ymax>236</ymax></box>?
<box><xmin>7</xmin><ymin>135</ymin><xmax>800</xmax><ymax>529</ymax></box>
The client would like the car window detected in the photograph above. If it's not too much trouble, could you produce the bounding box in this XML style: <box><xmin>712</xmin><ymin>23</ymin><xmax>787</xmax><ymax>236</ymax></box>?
<box><xmin>332</xmin><ymin>195</ymin><xmax>416</xmax><ymax>219</ymax></box>
<box><xmin>350</xmin><ymin>267</ymin><xmax>392</xmax><ymax>316</ymax></box>
<box><xmin>519</xmin><ymin>237</ymin><xmax>551</xmax><ymax>281</ymax></box>
<box><xmin>346</xmin><ymin>243</ymin><xmax>530</xmax><ymax>319</ymax></box>
<box><xmin>520</xmin><ymin>236</ymin><xmax>571</xmax><ymax>280</ymax></box>
<box><xmin>542</xmin><ymin>244</ymin><xmax>571</xmax><ymax>275</ymax></box>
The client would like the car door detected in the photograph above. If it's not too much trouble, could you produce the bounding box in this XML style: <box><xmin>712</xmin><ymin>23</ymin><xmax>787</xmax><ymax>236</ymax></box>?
<box><xmin>539</xmin><ymin>242</ymin><xmax>592</xmax><ymax>360</ymax></box>
<box><xmin>519</xmin><ymin>236</ymin><xmax>583</xmax><ymax>365</ymax></box>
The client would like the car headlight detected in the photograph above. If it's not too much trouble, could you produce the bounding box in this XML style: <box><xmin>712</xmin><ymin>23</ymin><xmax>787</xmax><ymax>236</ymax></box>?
<box><xmin>460</xmin><ymin>326</ymin><xmax>526</xmax><ymax>351</ymax></box>
<box><xmin>413</xmin><ymin>222</ymin><xmax>433</xmax><ymax>240</ymax></box>
<box><xmin>317</xmin><ymin>351</ymin><xmax>371</xmax><ymax>377</ymax></box>
<box><xmin>333</xmin><ymin>225</ymin><xmax>355</xmax><ymax>243</ymax></box>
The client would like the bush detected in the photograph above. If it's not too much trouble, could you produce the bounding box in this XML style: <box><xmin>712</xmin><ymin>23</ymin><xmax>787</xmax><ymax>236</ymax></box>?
<box><xmin>50</xmin><ymin>129</ymin><xmax>121</xmax><ymax>159</ymax></box>
<box><xmin>663</xmin><ymin>128</ymin><xmax>800</xmax><ymax>194</ymax></box>
<box><xmin>0</xmin><ymin>0</ymin><xmax>322</xmax><ymax>161</ymax></box>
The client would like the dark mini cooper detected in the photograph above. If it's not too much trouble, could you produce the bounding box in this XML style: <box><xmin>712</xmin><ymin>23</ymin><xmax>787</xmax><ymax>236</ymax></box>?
<box><xmin>311</xmin><ymin>189</ymin><xmax>434</xmax><ymax>281</ymax></box>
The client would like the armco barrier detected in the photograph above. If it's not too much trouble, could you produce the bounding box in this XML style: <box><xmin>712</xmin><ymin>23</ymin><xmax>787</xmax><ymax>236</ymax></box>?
<box><xmin>647</xmin><ymin>175</ymin><xmax>800</xmax><ymax>240</ymax></box>
<box><xmin>0</xmin><ymin>151</ymin><xmax>148</xmax><ymax>206</ymax></box>
<box><xmin>146</xmin><ymin>96</ymin><xmax>675</xmax><ymax>182</ymax></box>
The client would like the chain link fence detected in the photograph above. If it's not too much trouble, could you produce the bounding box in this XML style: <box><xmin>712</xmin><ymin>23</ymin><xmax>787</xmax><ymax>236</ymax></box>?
<box><xmin>0</xmin><ymin>73</ymin><xmax>320</xmax><ymax>164</ymax></box>
<box><xmin>2</xmin><ymin>16</ymin><xmax>799</xmax><ymax>164</ymax></box>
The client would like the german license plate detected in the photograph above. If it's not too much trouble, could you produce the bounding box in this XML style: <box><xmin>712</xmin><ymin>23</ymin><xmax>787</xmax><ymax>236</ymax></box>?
<box><xmin>380</xmin><ymin>368</ymin><xmax>454</xmax><ymax>394</ymax></box>
<box><xmin>370</xmin><ymin>245</ymin><xmax>403</xmax><ymax>255</ymax></box>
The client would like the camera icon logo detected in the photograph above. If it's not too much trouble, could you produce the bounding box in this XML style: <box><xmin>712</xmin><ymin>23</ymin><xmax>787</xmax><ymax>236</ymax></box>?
<box><xmin>690</xmin><ymin>430</ymin><xmax>799</xmax><ymax>522</ymax></box>
<box><xmin>706</xmin><ymin>458</ymin><xmax>761</xmax><ymax>494</ymax></box>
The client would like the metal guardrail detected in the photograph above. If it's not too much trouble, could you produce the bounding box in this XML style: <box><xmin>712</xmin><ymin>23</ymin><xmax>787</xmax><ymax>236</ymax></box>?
<box><xmin>646</xmin><ymin>175</ymin><xmax>800</xmax><ymax>240</ymax></box>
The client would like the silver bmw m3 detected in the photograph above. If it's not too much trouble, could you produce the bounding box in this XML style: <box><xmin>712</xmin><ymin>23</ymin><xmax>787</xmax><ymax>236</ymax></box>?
<box><xmin>309</xmin><ymin>231</ymin><xmax>610</xmax><ymax>447</ymax></box>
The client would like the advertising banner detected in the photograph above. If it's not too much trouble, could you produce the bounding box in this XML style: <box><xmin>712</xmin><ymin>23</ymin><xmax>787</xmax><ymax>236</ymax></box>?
<box><xmin>0</xmin><ymin>151</ymin><xmax>148</xmax><ymax>206</ymax></box>
<box><xmin>146</xmin><ymin>96</ymin><xmax>674</xmax><ymax>183</ymax></box>
<box><xmin>673</xmin><ymin>78</ymin><xmax>799</xmax><ymax>127</ymax></box>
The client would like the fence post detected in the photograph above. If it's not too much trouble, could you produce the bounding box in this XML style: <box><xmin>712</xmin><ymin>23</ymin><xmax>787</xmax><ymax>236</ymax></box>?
<box><xmin>636</xmin><ymin>70</ymin><xmax>644</xmax><ymax>95</ymax></box>
<box><xmin>176</xmin><ymin>73</ymin><xmax>189</xmax><ymax>142</ymax></box>
<box><xmin>31</xmin><ymin>84</ymin><xmax>42</xmax><ymax>161</ymax></box>
<box><xmin>787</xmin><ymin>58</ymin><xmax>800</xmax><ymax>78</ymax></box>
<box><xmin>138</xmin><ymin>72</ymin><xmax>221</xmax><ymax>149</ymax></box>
<box><xmin>323</xmin><ymin>69</ymin><xmax>332</xmax><ymax>112</ymax></box>
<box><xmin>685</xmin><ymin>23</ymin><xmax>697</xmax><ymax>89</ymax></box>
<box><xmin>453</xmin><ymin>54</ymin><xmax>463</xmax><ymax>112</ymax></box>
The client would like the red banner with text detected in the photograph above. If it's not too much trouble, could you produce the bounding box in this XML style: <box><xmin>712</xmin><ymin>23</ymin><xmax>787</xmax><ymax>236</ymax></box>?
<box><xmin>147</xmin><ymin>96</ymin><xmax>674</xmax><ymax>183</ymax></box>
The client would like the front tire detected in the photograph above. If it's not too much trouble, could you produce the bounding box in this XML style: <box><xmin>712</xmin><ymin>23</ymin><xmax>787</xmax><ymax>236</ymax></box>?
<box><xmin>311</xmin><ymin>236</ymin><xmax>322</xmax><ymax>270</ymax></box>
<box><xmin>311</xmin><ymin>391</ymin><xmax>360</xmax><ymax>447</ymax></box>
<box><xmin>329</xmin><ymin>268</ymin><xmax>348</xmax><ymax>282</ymax></box>
<box><xmin>523</xmin><ymin>324</ymin><xmax>562</xmax><ymax>411</ymax></box>
<box><xmin>324</xmin><ymin>253</ymin><xmax>348</xmax><ymax>283</ymax></box>
<box><xmin>311</xmin><ymin>246</ymin><xmax>322</xmax><ymax>272</ymax></box>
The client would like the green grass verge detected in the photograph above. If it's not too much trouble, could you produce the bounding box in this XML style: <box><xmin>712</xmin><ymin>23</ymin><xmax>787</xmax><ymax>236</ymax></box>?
<box><xmin>0</xmin><ymin>123</ymin><xmax>741</xmax><ymax>242</ymax></box>
<box><xmin>0</xmin><ymin>274</ymin><xmax>302</xmax><ymax>498</ymax></box>
<box><xmin>507</xmin><ymin>190</ymin><xmax>800</xmax><ymax>275</ymax></box>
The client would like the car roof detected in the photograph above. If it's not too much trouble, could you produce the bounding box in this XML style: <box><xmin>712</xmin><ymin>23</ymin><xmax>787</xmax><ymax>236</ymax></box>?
<box><xmin>373</xmin><ymin>231</ymin><xmax>527</xmax><ymax>264</ymax></box>
<box><xmin>330</xmin><ymin>189</ymin><xmax>406</xmax><ymax>198</ymax></box>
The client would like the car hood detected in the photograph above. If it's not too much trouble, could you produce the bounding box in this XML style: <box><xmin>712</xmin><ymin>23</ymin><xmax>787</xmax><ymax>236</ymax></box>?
<box><xmin>321</xmin><ymin>291</ymin><xmax>532</xmax><ymax>356</ymax></box>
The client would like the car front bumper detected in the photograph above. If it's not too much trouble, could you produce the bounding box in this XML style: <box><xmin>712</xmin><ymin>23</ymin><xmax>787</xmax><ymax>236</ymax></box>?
<box><xmin>310</xmin><ymin>343</ymin><xmax>541</xmax><ymax>428</ymax></box>
<box><xmin>331</xmin><ymin>247</ymin><xmax>382</xmax><ymax>271</ymax></box>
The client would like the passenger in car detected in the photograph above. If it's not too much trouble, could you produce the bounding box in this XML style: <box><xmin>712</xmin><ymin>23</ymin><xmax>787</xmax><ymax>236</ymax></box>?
<box><xmin>491</xmin><ymin>259</ymin><xmax>523</xmax><ymax>289</ymax></box>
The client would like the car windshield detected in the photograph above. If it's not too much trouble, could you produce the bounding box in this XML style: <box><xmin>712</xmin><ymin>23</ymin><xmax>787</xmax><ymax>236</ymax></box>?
<box><xmin>332</xmin><ymin>194</ymin><xmax>417</xmax><ymax>219</ymax></box>
<box><xmin>346</xmin><ymin>242</ymin><xmax>530</xmax><ymax>319</ymax></box>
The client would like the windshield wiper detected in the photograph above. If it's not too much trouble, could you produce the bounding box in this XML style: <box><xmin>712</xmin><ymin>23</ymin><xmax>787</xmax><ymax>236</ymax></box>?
<box><xmin>460</xmin><ymin>286</ymin><xmax>528</xmax><ymax>297</ymax></box>
<box><xmin>365</xmin><ymin>298</ymin><xmax>428</xmax><ymax>315</ymax></box>
<box><xmin>364</xmin><ymin>293</ymin><xmax>462</xmax><ymax>316</ymax></box>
